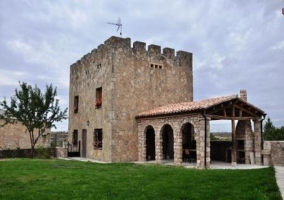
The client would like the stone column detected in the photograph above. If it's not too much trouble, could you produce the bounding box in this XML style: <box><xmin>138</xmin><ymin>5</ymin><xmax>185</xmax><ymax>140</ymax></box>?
<box><xmin>196</xmin><ymin>117</ymin><xmax>205</xmax><ymax>169</ymax></box>
<box><xmin>137</xmin><ymin>122</ymin><xmax>146</xmax><ymax>162</ymax></box>
<box><xmin>155</xmin><ymin>127</ymin><xmax>163</xmax><ymax>163</ymax></box>
<box><xmin>205</xmin><ymin>118</ymin><xmax>211</xmax><ymax>168</ymax></box>
<box><xmin>253</xmin><ymin>119</ymin><xmax>262</xmax><ymax>165</ymax></box>
<box><xmin>262</xmin><ymin>141</ymin><xmax>271</xmax><ymax>166</ymax></box>
<box><xmin>173</xmin><ymin>125</ymin><xmax>183</xmax><ymax>165</ymax></box>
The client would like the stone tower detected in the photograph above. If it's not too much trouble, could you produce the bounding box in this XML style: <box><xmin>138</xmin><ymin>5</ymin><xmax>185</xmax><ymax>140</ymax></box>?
<box><xmin>68</xmin><ymin>36</ymin><xmax>193</xmax><ymax>162</ymax></box>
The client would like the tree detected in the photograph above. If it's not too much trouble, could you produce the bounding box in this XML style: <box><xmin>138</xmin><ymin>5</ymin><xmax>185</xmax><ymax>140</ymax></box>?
<box><xmin>0</xmin><ymin>82</ymin><xmax>68</xmax><ymax>158</ymax></box>
<box><xmin>263</xmin><ymin>117</ymin><xmax>284</xmax><ymax>140</ymax></box>
<box><xmin>263</xmin><ymin>117</ymin><xmax>275</xmax><ymax>140</ymax></box>
<box><xmin>263</xmin><ymin>117</ymin><xmax>275</xmax><ymax>134</ymax></box>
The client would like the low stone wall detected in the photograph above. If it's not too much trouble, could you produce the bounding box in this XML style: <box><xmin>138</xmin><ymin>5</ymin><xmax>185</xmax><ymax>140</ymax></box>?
<box><xmin>0</xmin><ymin>148</ymin><xmax>56</xmax><ymax>159</ymax></box>
<box><xmin>55</xmin><ymin>147</ymin><xmax>67</xmax><ymax>158</ymax></box>
<box><xmin>262</xmin><ymin>141</ymin><xmax>284</xmax><ymax>166</ymax></box>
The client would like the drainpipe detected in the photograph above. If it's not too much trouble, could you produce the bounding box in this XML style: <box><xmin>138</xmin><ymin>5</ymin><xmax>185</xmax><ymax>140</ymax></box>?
<box><xmin>202</xmin><ymin>110</ymin><xmax>207</xmax><ymax>169</ymax></box>
<box><xmin>260</xmin><ymin>113</ymin><xmax>267</xmax><ymax>165</ymax></box>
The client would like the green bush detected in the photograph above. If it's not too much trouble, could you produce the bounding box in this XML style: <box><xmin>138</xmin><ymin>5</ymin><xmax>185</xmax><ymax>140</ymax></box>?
<box><xmin>36</xmin><ymin>146</ymin><xmax>51</xmax><ymax>159</ymax></box>
<box><xmin>263</xmin><ymin>117</ymin><xmax>284</xmax><ymax>140</ymax></box>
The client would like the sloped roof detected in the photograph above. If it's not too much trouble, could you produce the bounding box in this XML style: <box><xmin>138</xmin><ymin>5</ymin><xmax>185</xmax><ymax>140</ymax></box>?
<box><xmin>136</xmin><ymin>94</ymin><xmax>265</xmax><ymax>118</ymax></box>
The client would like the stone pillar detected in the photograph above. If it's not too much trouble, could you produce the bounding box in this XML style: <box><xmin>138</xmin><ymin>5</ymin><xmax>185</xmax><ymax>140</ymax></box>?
<box><xmin>155</xmin><ymin>127</ymin><xmax>163</xmax><ymax>163</ymax></box>
<box><xmin>137</xmin><ymin>122</ymin><xmax>146</xmax><ymax>162</ymax></box>
<box><xmin>174</xmin><ymin>126</ymin><xmax>183</xmax><ymax>165</ymax></box>
<box><xmin>244</xmin><ymin>120</ymin><xmax>254</xmax><ymax>164</ymax></box>
<box><xmin>196</xmin><ymin>117</ymin><xmax>210</xmax><ymax>169</ymax></box>
<box><xmin>55</xmin><ymin>147</ymin><xmax>67</xmax><ymax>158</ymax></box>
<box><xmin>253</xmin><ymin>119</ymin><xmax>262</xmax><ymax>165</ymax></box>
<box><xmin>262</xmin><ymin>141</ymin><xmax>271</xmax><ymax>166</ymax></box>
<box><xmin>196</xmin><ymin>127</ymin><xmax>204</xmax><ymax>169</ymax></box>
<box><xmin>205</xmin><ymin>119</ymin><xmax>211</xmax><ymax>168</ymax></box>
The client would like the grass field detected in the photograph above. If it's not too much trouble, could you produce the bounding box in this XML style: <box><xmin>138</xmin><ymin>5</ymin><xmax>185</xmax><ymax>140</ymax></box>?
<box><xmin>0</xmin><ymin>159</ymin><xmax>281</xmax><ymax>200</ymax></box>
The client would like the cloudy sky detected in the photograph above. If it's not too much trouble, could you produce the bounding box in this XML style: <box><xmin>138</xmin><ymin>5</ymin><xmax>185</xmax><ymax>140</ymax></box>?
<box><xmin>0</xmin><ymin>0</ymin><xmax>283</xmax><ymax>132</ymax></box>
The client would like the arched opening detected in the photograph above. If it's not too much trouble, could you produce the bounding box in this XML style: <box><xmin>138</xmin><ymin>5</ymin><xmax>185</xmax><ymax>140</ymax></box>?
<box><xmin>162</xmin><ymin>124</ymin><xmax>174</xmax><ymax>160</ymax></box>
<box><xmin>181</xmin><ymin>123</ymin><xmax>196</xmax><ymax>162</ymax></box>
<box><xmin>145</xmin><ymin>126</ymin><xmax>155</xmax><ymax>161</ymax></box>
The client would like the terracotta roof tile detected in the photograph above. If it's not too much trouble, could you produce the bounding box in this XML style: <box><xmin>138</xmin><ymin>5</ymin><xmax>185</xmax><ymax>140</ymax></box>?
<box><xmin>136</xmin><ymin>94</ymin><xmax>239</xmax><ymax>117</ymax></box>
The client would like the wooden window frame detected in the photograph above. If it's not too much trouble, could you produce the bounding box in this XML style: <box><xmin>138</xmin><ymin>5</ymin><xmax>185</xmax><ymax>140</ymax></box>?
<box><xmin>95</xmin><ymin>87</ymin><xmax>102</xmax><ymax>108</ymax></box>
<box><xmin>93</xmin><ymin>129</ymin><xmax>103</xmax><ymax>149</ymax></box>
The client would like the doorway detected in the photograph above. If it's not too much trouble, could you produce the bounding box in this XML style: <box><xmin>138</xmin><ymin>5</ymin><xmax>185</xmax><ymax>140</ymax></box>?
<box><xmin>162</xmin><ymin>124</ymin><xmax>174</xmax><ymax>159</ymax></box>
<box><xmin>146</xmin><ymin>126</ymin><xmax>155</xmax><ymax>161</ymax></box>
<box><xmin>82</xmin><ymin>129</ymin><xmax>87</xmax><ymax>158</ymax></box>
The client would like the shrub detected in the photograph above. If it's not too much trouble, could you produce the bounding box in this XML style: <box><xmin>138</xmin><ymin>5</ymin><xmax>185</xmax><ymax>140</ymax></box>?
<box><xmin>36</xmin><ymin>146</ymin><xmax>51</xmax><ymax>159</ymax></box>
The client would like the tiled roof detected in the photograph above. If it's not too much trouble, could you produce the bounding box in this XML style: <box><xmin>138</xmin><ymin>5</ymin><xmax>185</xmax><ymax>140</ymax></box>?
<box><xmin>136</xmin><ymin>94</ymin><xmax>240</xmax><ymax>118</ymax></box>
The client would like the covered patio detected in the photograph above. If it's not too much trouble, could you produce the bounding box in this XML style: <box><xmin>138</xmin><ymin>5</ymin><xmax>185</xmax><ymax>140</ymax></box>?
<box><xmin>136</xmin><ymin>90</ymin><xmax>266</xmax><ymax>169</ymax></box>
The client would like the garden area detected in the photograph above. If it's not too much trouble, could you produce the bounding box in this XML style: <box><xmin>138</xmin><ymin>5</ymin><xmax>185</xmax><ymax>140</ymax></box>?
<box><xmin>0</xmin><ymin>159</ymin><xmax>282</xmax><ymax>199</ymax></box>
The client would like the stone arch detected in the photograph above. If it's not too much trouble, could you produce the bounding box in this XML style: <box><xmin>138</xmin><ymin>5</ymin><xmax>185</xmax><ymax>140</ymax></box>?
<box><xmin>181</xmin><ymin>122</ymin><xmax>196</xmax><ymax>162</ymax></box>
<box><xmin>181</xmin><ymin>122</ymin><xmax>196</xmax><ymax>149</ymax></box>
<box><xmin>161</xmin><ymin>124</ymin><xmax>174</xmax><ymax>159</ymax></box>
<box><xmin>144</xmin><ymin>125</ymin><xmax>155</xmax><ymax>161</ymax></box>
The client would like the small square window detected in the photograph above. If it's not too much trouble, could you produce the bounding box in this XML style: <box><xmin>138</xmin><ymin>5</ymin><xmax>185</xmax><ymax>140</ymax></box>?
<box><xmin>93</xmin><ymin>129</ymin><xmax>103</xmax><ymax>149</ymax></box>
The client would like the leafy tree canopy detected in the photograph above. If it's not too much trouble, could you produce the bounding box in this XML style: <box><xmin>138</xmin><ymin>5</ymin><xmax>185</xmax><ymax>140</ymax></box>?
<box><xmin>0</xmin><ymin>82</ymin><xmax>68</xmax><ymax>157</ymax></box>
<box><xmin>263</xmin><ymin>117</ymin><xmax>284</xmax><ymax>141</ymax></box>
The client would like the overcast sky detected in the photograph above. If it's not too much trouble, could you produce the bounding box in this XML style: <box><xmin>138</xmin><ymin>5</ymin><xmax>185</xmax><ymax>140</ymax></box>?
<box><xmin>0</xmin><ymin>0</ymin><xmax>283</xmax><ymax>132</ymax></box>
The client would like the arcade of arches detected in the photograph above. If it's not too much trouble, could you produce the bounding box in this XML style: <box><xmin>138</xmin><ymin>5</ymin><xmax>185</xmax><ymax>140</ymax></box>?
<box><xmin>137</xmin><ymin>114</ymin><xmax>211</xmax><ymax>168</ymax></box>
<box><xmin>137</xmin><ymin>113</ymin><xmax>263</xmax><ymax>169</ymax></box>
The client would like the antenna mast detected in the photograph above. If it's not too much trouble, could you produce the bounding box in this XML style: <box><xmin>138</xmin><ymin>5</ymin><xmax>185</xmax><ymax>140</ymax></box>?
<box><xmin>107</xmin><ymin>17</ymin><xmax>122</xmax><ymax>37</ymax></box>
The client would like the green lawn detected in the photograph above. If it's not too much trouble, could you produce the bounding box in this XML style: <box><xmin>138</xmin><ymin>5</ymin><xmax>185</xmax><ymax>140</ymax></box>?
<box><xmin>0</xmin><ymin>159</ymin><xmax>281</xmax><ymax>200</ymax></box>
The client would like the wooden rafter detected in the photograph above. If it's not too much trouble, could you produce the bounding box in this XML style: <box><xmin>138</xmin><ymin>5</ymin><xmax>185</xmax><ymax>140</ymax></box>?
<box><xmin>223</xmin><ymin>108</ymin><xmax>227</xmax><ymax>117</ymax></box>
<box><xmin>203</xmin><ymin>114</ymin><xmax>259</xmax><ymax>120</ymax></box>
<box><xmin>234</xmin><ymin>104</ymin><xmax>259</xmax><ymax>117</ymax></box>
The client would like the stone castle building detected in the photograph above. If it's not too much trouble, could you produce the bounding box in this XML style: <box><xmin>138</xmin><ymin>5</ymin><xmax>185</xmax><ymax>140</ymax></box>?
<box><xmin>69</xmin><ymin>36</ymin><xmax>266</xmax><ymax>168</ymax></box>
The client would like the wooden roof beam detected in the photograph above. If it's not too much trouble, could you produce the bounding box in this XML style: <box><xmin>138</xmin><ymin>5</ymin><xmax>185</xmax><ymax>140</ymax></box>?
<box><xmin>204</xmin><ymin>114</ymin><xmax>259</xmax><ymax>120</ymax></box>
<box><xmin>234</xmin><ymin>104</ymin><xmax>259</xmax><ymax>117</ymax></box>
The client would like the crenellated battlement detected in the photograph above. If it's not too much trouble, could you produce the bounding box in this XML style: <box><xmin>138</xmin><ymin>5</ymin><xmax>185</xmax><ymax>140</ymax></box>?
<box><xmin>72</xmin><ymin>36</ymin><xmax>192</xmax><ymax>68</ymax></box>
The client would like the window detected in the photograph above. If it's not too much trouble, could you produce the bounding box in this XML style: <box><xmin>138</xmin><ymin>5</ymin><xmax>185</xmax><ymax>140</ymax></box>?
<box><xmin>74</xmin><ymin>95</ymin><xmax>79</xmax><ymax>113</ymax></box>
<box><xmin>150</xmin><ymin>63</ymin><xmax>163</xmax><ymax>69</ymax></box>
<box><xmin>72</xmin><ymin>130</ymin><xmax>78</xmax><ymax>146</ymax></box>
<box><xmin>95</xmin><ymin>87</ymin><xmax>102</xmax><ymax>108</ymax></box>
<box><xmin>93</xmin><ymin>129</ymin><xmax>103</xmax><ymax>149</ymax></box>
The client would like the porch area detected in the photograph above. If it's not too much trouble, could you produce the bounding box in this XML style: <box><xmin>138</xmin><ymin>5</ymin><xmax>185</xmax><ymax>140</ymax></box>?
<box><xmin>136</xmin><ymin>90</ymin><xmax>266</xmax><ymax>169</ymax></box>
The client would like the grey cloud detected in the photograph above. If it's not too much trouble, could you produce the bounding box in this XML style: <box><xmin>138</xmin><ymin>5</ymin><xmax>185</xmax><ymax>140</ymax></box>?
<box><xmin>0</xmin><ymin>0</ymin><xmax>283</xmax><ymax>131</ymax></box>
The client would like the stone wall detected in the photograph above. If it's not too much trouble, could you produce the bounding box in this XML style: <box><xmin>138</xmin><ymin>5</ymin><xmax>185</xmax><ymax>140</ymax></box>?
<box><xmin>69</xmin><ymin>36</ymin><xmax>193</xmax><ymax>162</ymax></box>
<box><xmin>55</xmin><ymin>147</ymin><xmax>67</xmax><ymax>158</ymax></box>
<box><xmin>235</xmin><ymin>120</ymin><xmax>255</xmax><ymax>164</ymax></box>
<box><xmin>262</xmin><ymin>141</ymin><xmax>284</xmax><ymax>166</ymax></box>
<box><xmin>0</xmin><ymin>120</ymin><xmax>50</xmax><ymax>150</ymax></box>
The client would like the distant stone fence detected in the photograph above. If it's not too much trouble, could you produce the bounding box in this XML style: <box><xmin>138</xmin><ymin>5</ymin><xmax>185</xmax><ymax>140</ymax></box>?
<box><xmin>0</xmin><ymin>148</ymin><xmax>56</xmax><ymax>158</ymax></box>
<box><xmin>55</xmin><ymin>147</ymin><xmax>67</xmax><ymax>158</ymax></box>
<box><xmin>262</xmin><ymin>141</ymin><xmax>284</xmax><ymax>166</ymax></box>
<box><xmin>0</xmin><ymin>147</ymin><xmax>67</xmax><ymax>159</ymax></box>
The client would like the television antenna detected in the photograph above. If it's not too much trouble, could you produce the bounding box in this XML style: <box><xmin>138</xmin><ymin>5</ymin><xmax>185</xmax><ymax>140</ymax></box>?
<box><xmin>107</xmin><ymin>17</ymin><xmax>122</xmax><ymax>36</ymax></box>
